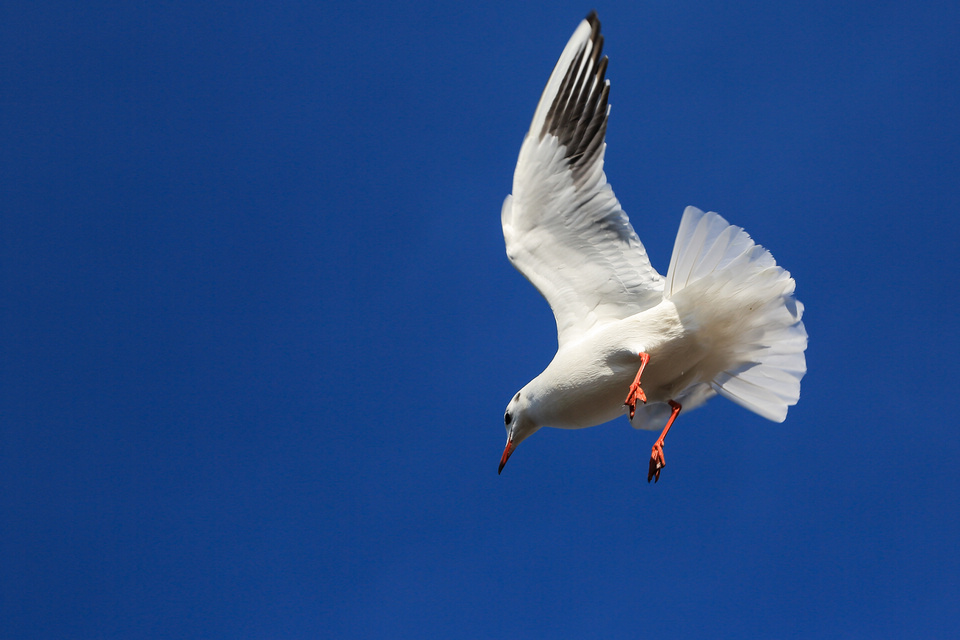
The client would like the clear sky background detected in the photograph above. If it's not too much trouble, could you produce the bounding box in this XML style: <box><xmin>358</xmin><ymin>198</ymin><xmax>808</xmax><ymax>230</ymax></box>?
<box><xmin>3</xmin><ymin>2</ymin><xmax>959</xmax><ymax>638</ymax></box>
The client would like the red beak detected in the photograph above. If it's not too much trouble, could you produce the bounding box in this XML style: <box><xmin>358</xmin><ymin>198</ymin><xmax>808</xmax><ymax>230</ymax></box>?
<box><xmin>498</xmin><ymin>438</ymin><xmax>515</xmax><ymax>475</ymax></box>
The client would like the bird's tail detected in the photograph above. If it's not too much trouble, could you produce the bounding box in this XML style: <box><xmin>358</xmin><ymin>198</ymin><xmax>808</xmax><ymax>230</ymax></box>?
<box><xmin>663</xmin><ymin>206</ymin><xmax>807</xmax><ymax>422</ymax></box>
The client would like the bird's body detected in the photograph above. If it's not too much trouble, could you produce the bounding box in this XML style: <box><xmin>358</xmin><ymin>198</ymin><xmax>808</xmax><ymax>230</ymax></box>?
<box><xmin>514</xmin><ymin>301</ymin><xmax>684</xmax><ymax>431</ymax></box>
<box><xmin>498</xmin><ymin>12</ymin><xmax>807</xmax><ymax>480</ymax></box>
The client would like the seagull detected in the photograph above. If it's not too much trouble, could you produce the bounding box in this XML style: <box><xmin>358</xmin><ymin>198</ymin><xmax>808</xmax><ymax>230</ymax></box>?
<box><xmin>497</xmin><ymin>12</ymin><xmax>807</xmax><ymax>482</ymax></box>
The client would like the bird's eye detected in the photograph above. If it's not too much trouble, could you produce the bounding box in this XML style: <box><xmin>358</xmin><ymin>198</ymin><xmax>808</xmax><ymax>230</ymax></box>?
<box><xmin>505</xmin><ymin>412</ymin><xmax>513</xmax><ymax>425</ymax></box>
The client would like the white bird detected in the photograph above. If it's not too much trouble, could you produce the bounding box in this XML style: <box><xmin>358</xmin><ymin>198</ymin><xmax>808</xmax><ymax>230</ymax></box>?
<box><xmin>498</xmin><ymin>12</ymin><xmax>807</xmax><ymax>482</ymax></box>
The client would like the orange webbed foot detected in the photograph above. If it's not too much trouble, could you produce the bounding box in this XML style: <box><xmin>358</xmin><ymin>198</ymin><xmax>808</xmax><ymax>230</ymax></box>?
<box><xmin>647</xmin><ymin>441</ymin><xmax>665</xmax><ymax>483</ymax></box>
<box><xmin>647</xmin><ymin>400</ymin><xmax>682</xmax><ymax>484</ymax></box>
<box><xmin>623</xmin><ymin>352</ymin><xmax>651</xmax><ymax>420</ymax></box>
<box><xmin>624</xmin><ymin>383</ymin><xmax>647</xmax><ymax>419</ymax></box>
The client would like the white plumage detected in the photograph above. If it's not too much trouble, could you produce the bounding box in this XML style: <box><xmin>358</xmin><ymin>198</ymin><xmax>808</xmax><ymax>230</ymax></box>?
<box><xmin>498</xmin><ymin>12</ymin><xmax>807</xmax><ymax>481</ymax></box>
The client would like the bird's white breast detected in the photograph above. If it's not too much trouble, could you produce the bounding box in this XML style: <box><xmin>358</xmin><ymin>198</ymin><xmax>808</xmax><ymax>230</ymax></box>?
<box><xmin>523</xmin><ymin>300</ymin><xmax>709</xmax><ymax>430</ymax></box>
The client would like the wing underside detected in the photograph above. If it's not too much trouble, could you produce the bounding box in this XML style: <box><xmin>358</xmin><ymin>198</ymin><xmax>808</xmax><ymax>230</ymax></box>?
<box><xmin>502</xmin><ymin>12</ymin><xmax>663</xmax><ymax>347</ymax></box>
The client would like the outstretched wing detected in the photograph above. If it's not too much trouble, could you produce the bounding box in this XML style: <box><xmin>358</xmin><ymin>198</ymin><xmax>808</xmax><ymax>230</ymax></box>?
<box><xmin>502</xmin><ymin>12</ymin><xmax>663</xmax><ymax>347</ymax></box>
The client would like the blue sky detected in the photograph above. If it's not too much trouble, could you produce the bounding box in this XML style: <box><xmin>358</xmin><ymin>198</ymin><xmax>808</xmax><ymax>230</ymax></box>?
<box><xmin>3</xmin><ymin>1</ymin><xmax>959</xmax><ymax>637</ymax></box>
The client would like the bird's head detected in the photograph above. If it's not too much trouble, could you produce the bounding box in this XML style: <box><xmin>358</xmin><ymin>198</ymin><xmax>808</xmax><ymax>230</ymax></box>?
<box><xmin>498</xmin><ymin>390</ymin><xmax>541</xmax><ymax>474</ymax></box>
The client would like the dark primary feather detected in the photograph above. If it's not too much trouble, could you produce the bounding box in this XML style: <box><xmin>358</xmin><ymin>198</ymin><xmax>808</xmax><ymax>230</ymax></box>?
<box><xmin>539</xmin><ymin>12</ymin><xmax>610</xmax><ymax>184</ymax></box>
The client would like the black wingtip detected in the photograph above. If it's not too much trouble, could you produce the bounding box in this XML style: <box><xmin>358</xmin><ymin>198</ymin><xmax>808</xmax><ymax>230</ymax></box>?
<box><xmin>538</xmin><ymin>13</ymin><xmax>611</xmax><ymax>183</ymax></box>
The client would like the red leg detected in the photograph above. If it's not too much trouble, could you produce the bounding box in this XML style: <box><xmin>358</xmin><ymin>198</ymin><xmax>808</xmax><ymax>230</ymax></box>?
<box><xmin>648</xmin><ymin>400</ymin><xmax>682</xmax><ymax>483</ymax></box>
<box><xmin>624</xmin><ymin>352</ymin><xmax>651</xmax><ymax>419</ymax></box>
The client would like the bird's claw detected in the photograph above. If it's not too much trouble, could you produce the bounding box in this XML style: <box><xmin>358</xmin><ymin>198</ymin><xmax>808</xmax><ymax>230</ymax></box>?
<box><xmin>624</xmin><ymin>383</ymin><xmax>647</xmax><ymax>419</ymax></box>
<box><xmin>647</xmin><ymin>441</ymin><xmax>665</xmax><ymax>483</ymax></box>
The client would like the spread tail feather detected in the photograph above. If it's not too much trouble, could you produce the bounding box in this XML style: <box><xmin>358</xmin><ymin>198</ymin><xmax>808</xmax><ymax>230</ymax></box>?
<box><xmin>665</xmin><ymin>206</ymin><xmax>807</xmax><ymax>422</ymax></box>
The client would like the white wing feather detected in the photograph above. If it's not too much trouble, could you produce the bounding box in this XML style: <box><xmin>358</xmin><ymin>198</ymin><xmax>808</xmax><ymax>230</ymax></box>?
<box><xmin>502</xmin><ymin>13</ymin><xmax>663</xmax><ymax>347</ymax></box>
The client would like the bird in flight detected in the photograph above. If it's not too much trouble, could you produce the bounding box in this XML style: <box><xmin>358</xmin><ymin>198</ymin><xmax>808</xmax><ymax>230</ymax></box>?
<box><xmin>497</xmin><ymin>12</ymin><xmax>807</xmax><ymax>482</ymax></box>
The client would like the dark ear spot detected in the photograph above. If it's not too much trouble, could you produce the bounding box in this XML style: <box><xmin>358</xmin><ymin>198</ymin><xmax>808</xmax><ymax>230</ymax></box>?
<box><xmin>505</xmin><ymin>412</ymin><xmax>513</xmax><ymax>426</ymax></box>
<box><xmin>514</xmin><ymin>392</ymin><xmax>521</xmax><ymax>402</ymax></box>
